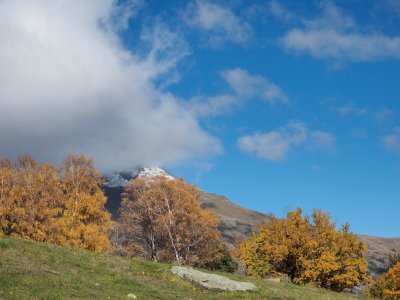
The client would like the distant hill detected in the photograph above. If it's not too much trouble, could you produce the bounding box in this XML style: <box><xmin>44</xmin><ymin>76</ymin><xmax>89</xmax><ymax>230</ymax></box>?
<box><xmin>103</xmin><ymin>168</ymin><xmax>400</xmax><ymax>279</ymax></box>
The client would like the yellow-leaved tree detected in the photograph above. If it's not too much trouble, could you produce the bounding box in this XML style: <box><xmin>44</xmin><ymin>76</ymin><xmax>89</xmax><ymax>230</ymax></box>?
<box><xmin>58</xmin><ymin>154</ymin><xmax>112</xmax><ymax>252</ymax></box>
<box><xmin>116</xmin><ymin>176</ymin><xmax>224</xmax><ymax>267</ymax></box>
<box><xmin>0</xmin><ymin>156</ymin><xmax>63</xmax><ymax>242</ymax></box>
<box><xmin>0</xmin><ymin>154</ymin><xmax>112</xmax><ymax>252</ymax></box>
<box><xmin>235</xmin><ymin>208</ymin><xmax>371</xmax><ymax>292</ymax></box>
<box><xmin>367</xmin><ymin>262</ymin><xmax>400</xmax><ymax>299</ymax></box>
<box><xmin>383</xmin><ymin>262</ymin><xmax>400</xmax><ymax>299</ymax></box>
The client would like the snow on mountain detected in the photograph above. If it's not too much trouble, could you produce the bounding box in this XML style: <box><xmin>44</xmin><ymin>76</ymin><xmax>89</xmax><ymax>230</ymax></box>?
<box><xmin>135</xmin><ymin>167</ymin><xmax>174</xmax><ymax>180</ymax></box>
<box><xmin>104</xmin><ymin>167</ymin><xmax>174</xmax><ymax>188</ymax></box>
<box><xmin>104</xmin><ymin>173</ymin><xmax>131</xmax><ymax>188</ymax></box>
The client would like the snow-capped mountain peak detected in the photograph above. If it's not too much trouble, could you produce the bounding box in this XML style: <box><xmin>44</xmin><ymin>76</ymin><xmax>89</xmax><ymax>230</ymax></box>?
<box><xmin>134</xmin><ymin>167</ymin><xmax>174</xmax><ymax>180</ymax></box>
<box><xmin>104</xmin><ymin>167</ymin><xmax>174</xmax><ymax>188</ymax></box>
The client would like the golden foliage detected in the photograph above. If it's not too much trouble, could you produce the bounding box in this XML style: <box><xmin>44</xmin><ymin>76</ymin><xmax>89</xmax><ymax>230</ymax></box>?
<box><xmin>57</xmin><ymin>154</ymin><xmax>112</xmax><ymax>251</ymax></box>
<box><xmin>368</xmin><ymin>262</ymin><xmax>400</xmax><ymax>299</ymax></box>
<box><xmin>117</xmin><ymin>176</ymin><xmax>224</xmax><ymax>267</ymax></box>
<box><xmin>0</xmin><ymin>156</ymin><xmax>63</xmax><ymax>242</ymax></box>
<box><xmin>235</xmin><ymin>208</ymin><xmax>371</xmax><ymax>292</ymax></box>
<box><xmin>383</xmin><ymin>262</ymin><xmax>400</xmax><ymax>299</ymax></box>
<box><xmin>0</xmin><ymin>154</ymin><xmax>111</xmax><ymax>252</ymax></box>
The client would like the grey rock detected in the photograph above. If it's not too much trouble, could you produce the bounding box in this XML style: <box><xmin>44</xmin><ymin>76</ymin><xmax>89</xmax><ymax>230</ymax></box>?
<box><xmin>171</xmin><ymin>266</ymin><xmax>258</xmax><ymax>292</ymax></box>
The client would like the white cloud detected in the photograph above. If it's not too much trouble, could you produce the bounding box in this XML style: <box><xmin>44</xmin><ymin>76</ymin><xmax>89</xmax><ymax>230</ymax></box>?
<box><xmin>304</xmin><ymin>2</ymin><xmax>355</xmax><ymax>31</ymax></box>
<box><xmin>222</xmin><ymin>68</ymin><xmax>287</xmax><ymax>103</ymax></box>
<box><xmin>280</xmin><ymin>3</ymin><xmax>400</xmax><ymax>62</ymax></box>
<box><xmin>183</xmin><ymin>0</ymin><xmax>251</xmax><ymax>46</ymax></box>
<box><xmin>237</xmin><ymin>122</ymin><xmax>335</xmax><ymax>161</ymax></box>
<box><xmin>0</xmin><ymin>0</ymin><xmax>221</xmax><ymax>171</ymax></box>
<box><xmin>188</xmin><ymin>94</ymin><xmax>239</xmax><ymax>117</ymax></box>
<box><xmin>281</xmin><ymin>30</ymin><xmax>400</xmax><ymax>62</ymax></box>
<box><xmin>188</xmin><ymin>68</ymin><xmax>287</xmax><ymax>117</ymax></box>
<box><xmin>383</xmin><ymin>128</ymin><xmax>400</xmax><ymax>154</ymax></box>
<box><xmin>267</xmin><ymin>1</ymin><xmax>294</xmax><ymax>22</ymax></box>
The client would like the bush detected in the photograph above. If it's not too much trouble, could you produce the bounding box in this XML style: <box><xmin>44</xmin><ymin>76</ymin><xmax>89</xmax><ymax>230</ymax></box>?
<box><xmin>207</xmin><ymin>248</ymin><xmax>239</xmax><ymax>273</ymax></box>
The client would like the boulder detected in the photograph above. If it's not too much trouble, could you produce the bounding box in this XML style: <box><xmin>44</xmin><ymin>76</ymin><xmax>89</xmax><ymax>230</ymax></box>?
<box><xmin>171</xmin><ymin>266</ymin><xmax>258</xmax><ymax>292</ymax></box>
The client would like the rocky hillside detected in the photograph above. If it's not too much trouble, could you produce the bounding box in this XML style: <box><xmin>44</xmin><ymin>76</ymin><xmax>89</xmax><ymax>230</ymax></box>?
<box><xmin>198</xmin><ymin>193</ymin><xmax>271</xmax><ymax>246</ymax></box>
<box><xmin>358</xmin><ymin>235</ymin><xmax>400</xmax><ymax>277</ymax></box>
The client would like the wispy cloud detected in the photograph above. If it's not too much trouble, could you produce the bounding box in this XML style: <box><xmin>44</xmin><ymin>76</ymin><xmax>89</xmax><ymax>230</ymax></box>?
<box><xmin>303</xmin><ymin>2</ymin><xmax>355</xmax><ymax>31</ymax></box>
<box><xmin>266</xmin><ymin>0</ymin><xmax>294</xmax><ymax>22</ymax></box>
<box><xmin>188</xmin><ymin>68</ymin><xmax>287</xmax><ymax>117</ymax></box>
<box><xmin>383</xmin><ymin>128</ymin><xmax>400</xmax><ymax>154</ymax></box>
<box><xmin>279</xmin><ymin>2</ymin><xmax>400</xmax><ymax>62</ymax></box>
<box><xmin>187</xmin><ymin>94</ymin><xmax>239</xmax><ymax>117</ymax></box>
<box><xmin>331</xmin><ymin>102</ymin><xmax>393</xmax><ymax>121</ymax></box>
<box><xmin>0</xmin><ymin>0</ymin><xmax>221</xmax><ymax>171</ymax></box>
<box><xmin>333</xmin><ymin>103</ymin><xmax>369</xmax><ymax>116</ymax></box>
<box><xmin>183</xmin><ymin>0</ymin><xmax>252</xmax><ymax>47</ymax></box>
<box><xmin>222</xmin><ymin>68</ymin><xmax>287</xmax><ymax>103</ymax></box>
<box><xmin>310</xmin><ymin>131</ymin><xmax>336</xmax><ymax>152</ymax></box>
<box><xmin>237</xmin><ymin>122</ymin><xmax>335</xmax><ymax>161</ymax></box>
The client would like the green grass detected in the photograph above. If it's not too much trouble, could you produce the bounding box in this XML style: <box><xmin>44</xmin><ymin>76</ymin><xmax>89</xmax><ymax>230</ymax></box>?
<box><xmin>0</xmin><ymin>236</ymin><xmax>364</xmax><ymax>299</ymax></box>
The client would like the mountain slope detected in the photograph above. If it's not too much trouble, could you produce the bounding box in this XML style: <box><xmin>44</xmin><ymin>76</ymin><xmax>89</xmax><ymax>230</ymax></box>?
<box><xmin>358</xmin><ymin>235</ymin><xmax>400</xmax><ymax>277</ymax></box>
<box><xmin>198</xmin><ymin>193</ymin><xmax>271</xmax><ymax>246</ymax></box>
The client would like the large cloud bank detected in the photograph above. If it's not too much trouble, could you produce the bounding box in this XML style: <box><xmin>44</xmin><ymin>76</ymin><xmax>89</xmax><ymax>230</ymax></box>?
<box><xmin>0</xmin><ymin>0</ymin><xmax>221</xmax><ymax>171</ymax></box>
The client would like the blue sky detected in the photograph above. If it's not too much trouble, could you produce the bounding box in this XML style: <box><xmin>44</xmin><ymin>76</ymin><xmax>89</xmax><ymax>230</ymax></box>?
<box><xmin>0</xmin><ymin>0</ymin><xmax>399</xmax><ymax>237</ymax></box>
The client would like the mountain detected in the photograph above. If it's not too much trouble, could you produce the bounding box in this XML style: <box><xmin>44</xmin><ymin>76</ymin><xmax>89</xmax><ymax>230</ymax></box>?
<box><xmin>102</xmin><ymin>167</ymin><xmax>400</xmax><ymax>278</ymax></box>
<box><xmin>104</xmin><ymin>167</ymin><xmax>174</xmax><ymax>187</ymax></box>
<box><xmin>103</xmin><ymin>167</ymin><xmax>174</xmax><ymax>219</ymax></box>
<box><xmin>103</xmin><ymin>168</ymin><xmax>272</xmax><ymax>240</ymax></box>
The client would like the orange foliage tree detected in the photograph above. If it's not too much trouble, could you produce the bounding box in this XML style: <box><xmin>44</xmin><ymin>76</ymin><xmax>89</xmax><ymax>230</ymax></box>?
<box><xmin>367</xmin><ymin>262</ymin><xmax>400</xmax><ymax>299</ymax></box>
<box><xmin>0</xmin><ymin>154</ymin><xmax>112</xmax><ymax>252</ymax></box>
<box><xmin>235</xmin><ymin>208</ymin><xmax>371</xmax><ymax>292</ymax></box>
<box><xmin>57</xmin><ymin>154</ymin><xmax>112</xmax><ymax>251</ymax></box>
<box><xmin>117</xmin><ymin>176</ymin><xmax>224</xmax><ymax>267</ymax></box>
<box><xmin>383</xmin><ymin>262</ymin><xmax>400</xmax><ymax>299</ymax></box>
<box><xmin>0</xmin><ymin>156</ymin><xmax>63</xmax><ymax>242</ymax></box>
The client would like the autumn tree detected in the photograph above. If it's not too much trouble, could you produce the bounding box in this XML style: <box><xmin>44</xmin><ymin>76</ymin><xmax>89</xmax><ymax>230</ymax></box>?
<box><xmin>0</xmin><ymin>158</ymin><xmax>15</xmax><ymax>237</ymax></box>
<box><xmin>367</xmin><ymin>262</ymin><xmax>400</xmax><ymax>299</ymax></box>
<box><xmin>382</xmin><ymin>262</ymin><xmax>400</xmax><ymax>299</ymax></box>
<box><xmin>117</xmin><ymin>176</ymin><xmax>224</xmax><ymax>267</ymax></box>
<box><xmin>0</xmin><ymin>154</ymin><xmax>112</xmax><ymax>252</ymax></box>
<box><xmin>0</xmin><ymin>158</ymin><xmax>13</xmax><ymax>235</ymax></box>
<box><xmin>58</xmin><ymin>154</ymin><xmax>112</xmax><ymax>252</ymax></box>
<box><xmin>235</xmin><ymin>208</ymin><xmax>371</xmax><ymax>292</ymax></box>
<box><xmin>0</xmin><ymin>156</ymin><xmax>63</xmax><ymax>242</ymax></box>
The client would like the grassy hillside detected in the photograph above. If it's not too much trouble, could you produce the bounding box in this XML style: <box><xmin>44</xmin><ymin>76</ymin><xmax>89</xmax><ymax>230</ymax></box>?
<box><xmin>0</xmin><ymin>237</ymin><xmax>364</xmax><ymax>300</ymax></box>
